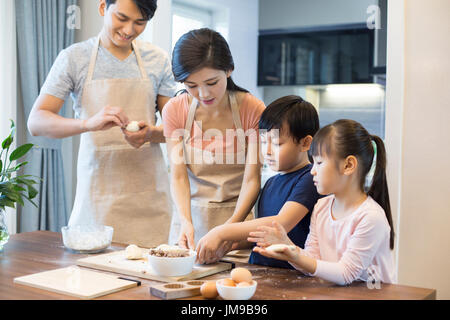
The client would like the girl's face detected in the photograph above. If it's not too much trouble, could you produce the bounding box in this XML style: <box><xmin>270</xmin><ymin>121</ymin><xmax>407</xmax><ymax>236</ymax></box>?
<box><xmin>261</xmin><ymin>125</ymin><xmax>309</xmax><ymax>173</ymax></box>
<box><xmin>184</xmin><ymin>67</ymin><xmax>232</xmax><ymax>109</ymax></box>
<box><xmin>311</xmin><ymin>154</ymin><xmax>344</xmax><ymax>195</ymax></box>
<box><xmin>100</xmin><ymin>0</ymin><xmax>148</xmax><ymax>49</ymax></box>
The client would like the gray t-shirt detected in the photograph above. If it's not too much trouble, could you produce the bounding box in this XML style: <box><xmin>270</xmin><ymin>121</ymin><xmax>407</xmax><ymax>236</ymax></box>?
<box><xmin>41</xmin><ymin>37</ymin><xmax>177</xmax><ymax>118</ymax></box>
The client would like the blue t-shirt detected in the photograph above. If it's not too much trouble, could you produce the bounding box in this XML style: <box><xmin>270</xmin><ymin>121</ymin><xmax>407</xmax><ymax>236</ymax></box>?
<box><xmin>249</xmin><ymin>164</ymin><xmax>322</xmax><ymax>269</ymax></box>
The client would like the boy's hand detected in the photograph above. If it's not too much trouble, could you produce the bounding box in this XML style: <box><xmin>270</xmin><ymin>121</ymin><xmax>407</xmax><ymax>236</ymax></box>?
<box><xmin>247</xmin><ymin>220</ymin><xmax>293</xmax><ymax>248</ymax></box>
<box><xmin>196</xmin><ymin>227</ymin><xmax>231</xmax><ymax>264</ymax></box>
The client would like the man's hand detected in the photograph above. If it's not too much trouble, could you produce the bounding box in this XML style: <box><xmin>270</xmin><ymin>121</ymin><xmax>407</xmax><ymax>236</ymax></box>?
<box><xmin>122</xmin><ymin>121</ymin><xmax>163</xmax><ymax>149</ymax></box>
<box><xmin>84</xmin><ymin>106</ymin><xmax>128</xmax><ymax>132</ymax></box>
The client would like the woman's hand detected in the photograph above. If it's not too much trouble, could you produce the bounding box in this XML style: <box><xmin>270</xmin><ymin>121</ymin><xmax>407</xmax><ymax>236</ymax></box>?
<box><xmin>84</xmin><ymin>106</ymin><xmax>128</xmax><ymax>132</ymax></box>
<box><xmin>247</xmin><ymin>220</ymin><xmax>294</xmax><ymax>248</ymax></box>
<box><xmin>177</xmin><ymin>221</ymin><xmax>195</xmax><ymax>250</ymax></box>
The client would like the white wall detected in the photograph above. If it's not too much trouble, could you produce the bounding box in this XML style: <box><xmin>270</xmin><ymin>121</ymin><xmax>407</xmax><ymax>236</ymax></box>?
<box><xmin>259</xmin><ymin>0</ymin><xmax>377</xmax><ymax>30</ymax></box>
<box><xmin>0</xmin><ymin>0</ymin><xmax>17</xmax><ymax>234</ymax></box>
<box><xmin>386</xmin><ymin>0</ymin><xmax>450</xmax><ymax>299</ymax></box>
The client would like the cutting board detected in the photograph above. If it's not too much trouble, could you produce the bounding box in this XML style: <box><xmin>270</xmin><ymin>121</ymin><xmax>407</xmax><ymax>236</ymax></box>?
<box><xmin>13</xmin><ymin>266</ymin><xmax>138</xmax><ymax>299</ymax></box>
<box><xmin>76</xmin><ymin>250</ymin><xmax>232</xmax><ymax>282</ymax></box>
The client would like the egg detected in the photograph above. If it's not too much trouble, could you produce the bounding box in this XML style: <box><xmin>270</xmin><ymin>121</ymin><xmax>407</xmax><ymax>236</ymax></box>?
<box><xmin>126</xmin><ymin>121</ymin><xmax>140</xmax><ymax>132</ymax></box>
<box><xmin>222</xmin><ymin>278</ymin><xmax>236</xmax><ymax>287</ymax></box>
<box><xmin>237</xmin><ymin>281</ymin><xmax>252</xmax><ymax>287</ymax></box>
<box><xmin>200</xmin><ymin>281</ymin><xmax>218</xmax><ymax>299</ymax></box>
<box><xmin>231</xmin><ymin>267</ymin><xmax>252</xmax><ymax>284</ymax></box>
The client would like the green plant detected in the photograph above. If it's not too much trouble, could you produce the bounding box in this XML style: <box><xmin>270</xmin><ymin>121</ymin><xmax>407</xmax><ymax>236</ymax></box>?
<box><xmin>0</xmin><ymin>120</ymin><xmax>40</xmax><ymax>211</ymax></box>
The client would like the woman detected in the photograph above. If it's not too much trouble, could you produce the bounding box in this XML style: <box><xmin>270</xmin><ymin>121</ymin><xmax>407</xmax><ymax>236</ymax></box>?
<box><xmin>162</xmin><ymin>28</ymin><xmax>265</xmax><ymax>262</ymax></box>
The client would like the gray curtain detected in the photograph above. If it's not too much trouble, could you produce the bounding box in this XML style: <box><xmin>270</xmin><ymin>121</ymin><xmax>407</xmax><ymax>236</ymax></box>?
<box><xmin>15</xmin><ymin>0</ymin><xmax>77</xmax><ymax>232</ymax></box>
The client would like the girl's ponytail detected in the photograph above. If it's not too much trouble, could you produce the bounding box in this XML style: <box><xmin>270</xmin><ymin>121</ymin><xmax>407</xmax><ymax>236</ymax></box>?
<box><xmin>368</xmin><ymin>135</ymin><xmax>395</xmax><ymax>250</ymax></box>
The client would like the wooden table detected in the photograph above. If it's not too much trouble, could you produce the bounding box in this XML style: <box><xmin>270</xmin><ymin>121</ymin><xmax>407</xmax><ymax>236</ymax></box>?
<box><xmin>0</xmin><ymin>231</ymin><xmax>436</xmax><ymax>300</ymax></box>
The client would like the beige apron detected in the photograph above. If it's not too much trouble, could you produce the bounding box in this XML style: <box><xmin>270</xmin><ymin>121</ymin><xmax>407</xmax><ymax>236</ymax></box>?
<box><xmin>169</xmin><ymin>93</ymin><xmax>253</xmax><ymax>245</ymax></box>
<box><xmin>68</xmin><ymin>37</ymin><xmax>171</xmax><ymax>248</ymax></box>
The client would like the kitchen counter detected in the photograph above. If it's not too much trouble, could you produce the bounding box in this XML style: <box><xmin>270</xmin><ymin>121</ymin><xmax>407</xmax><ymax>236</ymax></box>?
<box><xmin>0</xmin><ymin>231</ymin><xmax>436</xmax><ymax>300</ymax></box>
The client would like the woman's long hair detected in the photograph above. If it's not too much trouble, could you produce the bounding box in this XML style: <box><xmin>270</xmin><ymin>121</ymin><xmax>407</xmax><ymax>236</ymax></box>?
<box><xmin>172</xmin><ymin>28</ymin><xmax>248</xmax><ymax>94</ymax></box>
<box><xmin>311</xmin><ymin>119</ymin><xmax>395</xmax><ymax>250</ymax></box>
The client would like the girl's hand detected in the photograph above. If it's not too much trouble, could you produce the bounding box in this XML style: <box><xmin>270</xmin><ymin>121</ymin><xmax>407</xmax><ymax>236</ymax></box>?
<box><xmin>177</xmin><ymin>221</ymin><xmax>195</xmax><ymax>250</ymax></box>
<box><xmin>247</xmin><ymin>220</ymin><xmax>294</xmax><ymax>248</ymax></box>
<box><xmin>252</xmin><ymin>243</ymin><xmax>301</xmax><ymax>264</ymax></box>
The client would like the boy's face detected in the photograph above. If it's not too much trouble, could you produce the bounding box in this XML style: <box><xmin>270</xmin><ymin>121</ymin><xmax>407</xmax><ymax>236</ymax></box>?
<box><xmin>261</xmin><ymin>124</ymin><xmax>309</xmax><ymax>173</ymax></box>
<box><xmin>99</xmin><ymin>0</ymin><xmax>149</xmax><ymax>49</ymax></box>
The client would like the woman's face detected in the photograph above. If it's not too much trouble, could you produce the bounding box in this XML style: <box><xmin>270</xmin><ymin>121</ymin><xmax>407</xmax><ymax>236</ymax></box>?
<box><xmin>100</xmin><ymin>0</ymin><xmax>148</xmax><ymax>49</ymax></box>
<box><xmin>184</xmin><ymin>67</ymin><xmax>232</xmax><ymax>109</ymax></box>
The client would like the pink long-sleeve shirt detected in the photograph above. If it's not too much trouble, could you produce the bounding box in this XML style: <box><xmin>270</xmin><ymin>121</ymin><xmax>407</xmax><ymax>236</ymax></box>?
<box><xmin>297</xmin><ymin>195</ymin><xmax>397</xmax><ymax>285</ymax></box>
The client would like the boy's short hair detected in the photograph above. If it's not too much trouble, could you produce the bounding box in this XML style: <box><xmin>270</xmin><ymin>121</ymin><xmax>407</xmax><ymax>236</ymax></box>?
<box><xmin>106</xmin><ymin>0</ymin><xmax>157</xmax><ymax>21</ymax></box>
<box><xmin>259</xmin><ymin>95</ymin><xmax>320</xmax><ymax>143</ymax></box>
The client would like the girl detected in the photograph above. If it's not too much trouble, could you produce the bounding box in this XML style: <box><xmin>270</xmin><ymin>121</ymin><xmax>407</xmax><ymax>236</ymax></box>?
<box><xmin>162</xmin><ymin>28</ymin><xmax>265</xmax><ymax>254</ymax></box>
<box><xmin>252</xmin><ymin>119</ymin><xmax>397</xmax><ymax>285</ymax></box>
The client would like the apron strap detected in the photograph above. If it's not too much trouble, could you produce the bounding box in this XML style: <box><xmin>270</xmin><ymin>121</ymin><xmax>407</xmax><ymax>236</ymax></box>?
<box><xmin>132</xmin><ymin>40</ymin><xmax>149</xmax><ymax>80</ymax></box>
<box><xmin>86</xmin><ymin>36</ymin><xmax>101</xmax><ymax>82</ymax></box>
<box><xmin>86</xmin><ymin>36</ymin><xmax>148</xmax><ymax>82</ymax></box>
<box><xmin>229</xmin><ymin>92</ymin><xmax>246</xmax><ymax>152</ymax></box>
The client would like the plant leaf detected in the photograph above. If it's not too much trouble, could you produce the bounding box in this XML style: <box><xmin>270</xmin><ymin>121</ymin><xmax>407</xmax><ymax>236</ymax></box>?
<box><xmin>27</xmin><ymin>185</ymin><xmax>38</xmax><ymax>199</ymax></box>
<box><xmin>0</xmin><ymin>159</ymin><xmax>2</xmax><ymax>173</ymax></box>
<box><xmin>0</xmin><ymin>196</ymin><xmax>15</xmax><ymax>209</ymax></box>
<box><xmin>9</xmin><ymin>144</ymin><xmax>34</xmax><ymax>161</ymax></box>
<box><xmin>14</xmin><ymin>161</ymin><xmax>28</xmax><ymax>171</ymax></box>
<box><xmin>1</xmin><ymin>135</ymin><xmax>13</xmax><ymax>150</ymax></box>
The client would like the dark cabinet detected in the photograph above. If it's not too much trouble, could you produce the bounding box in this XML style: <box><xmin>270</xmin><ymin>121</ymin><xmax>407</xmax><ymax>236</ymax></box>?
<box><xmin>258</xmin><ymin>26</ymin><xmax>375</xmax><ymax>86</ymax></box>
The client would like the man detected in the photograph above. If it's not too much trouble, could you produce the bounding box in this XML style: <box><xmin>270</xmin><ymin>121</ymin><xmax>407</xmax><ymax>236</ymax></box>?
<box><xmin>28</xmin><ymin>0</ymin><xmax>176</xmax><ymax>247</ymax></box>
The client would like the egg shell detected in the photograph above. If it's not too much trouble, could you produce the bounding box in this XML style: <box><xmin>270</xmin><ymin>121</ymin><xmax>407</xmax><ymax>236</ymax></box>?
<box><xmin>231</xmin><ymin>267</ymin><xmax>252</xmax><ymax>284</ymax></box>
<box><xmin>222</xmin><ymin>278</ymin><xmax>236</xmax><ymax>287</ymax></box>
<box><xmin>200</xmin><ymin>281</ymin><xmax>218</xmax><ymax>299</ymax></box>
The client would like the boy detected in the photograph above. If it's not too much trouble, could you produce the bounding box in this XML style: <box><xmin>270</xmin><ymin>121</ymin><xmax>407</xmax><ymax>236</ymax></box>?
<box><xmin>196</xmin><ymin>95</ymin><xmax>322</xmax><ymax>269</ymax></box>
<box><xmin>27</xmin><ymin>0</ymin><xmax>176</xmax><ymax>247</ymax></box>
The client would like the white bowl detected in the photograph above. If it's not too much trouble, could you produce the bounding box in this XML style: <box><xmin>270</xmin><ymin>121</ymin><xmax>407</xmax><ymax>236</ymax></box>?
<box><xmin>61</xmin><ymin>225</ymin><xmax>113</xmax><ymax>254</ymax></box>
<box><xmin>216</xmin><ymin>279</ymin><xmax>257</xmax><ymax>300</ymax></box>
<box><xmin>147</xmin><ymin>250</ymin><xmax>197</xmax><ymax>277</ymax></box>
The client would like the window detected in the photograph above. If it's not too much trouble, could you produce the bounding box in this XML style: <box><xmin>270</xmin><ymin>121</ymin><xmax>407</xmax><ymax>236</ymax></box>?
<box><xmin>172</xmin><ymin>2</ymin><xmax>213</xmax><ymax>51</ymax></box>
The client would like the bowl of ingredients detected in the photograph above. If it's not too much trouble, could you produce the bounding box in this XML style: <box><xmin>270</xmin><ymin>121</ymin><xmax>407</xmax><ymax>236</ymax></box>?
<box><xmin>147</xmin><ymin>244</ymin><xmax>196</xmax><ymax>277</ymax></box>
<box><xmin>61</xmin><ymin>225</ymin><xmax>113</xmax><ymax>254</ymax></box>
<box><xmin>216</xmin><ymin>267</ymin><xmax>257</xmax><ymax>300</ymax></box>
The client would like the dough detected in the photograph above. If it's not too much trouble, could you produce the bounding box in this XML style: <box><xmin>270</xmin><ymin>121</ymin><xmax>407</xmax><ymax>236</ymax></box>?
<box><xmin>265</xmin><ymin>244</ymin><xmax>296</xmax><ymax>253</ymax></box>
<box><xmin>125</xmin><ymin>244</ymin><xmax>143</xmax><ymax>260</ymax></box>
<box><xmin>126</xmin><ymin>121</ymin><xmax>140</xmax><ymax>132</ymax></box>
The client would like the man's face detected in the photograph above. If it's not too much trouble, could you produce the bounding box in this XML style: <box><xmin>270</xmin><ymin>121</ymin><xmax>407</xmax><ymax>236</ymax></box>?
<box><xmin>100</xmin><ymin>0</ymin><xmax>149</xmax><ymax>49</ymax></box>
